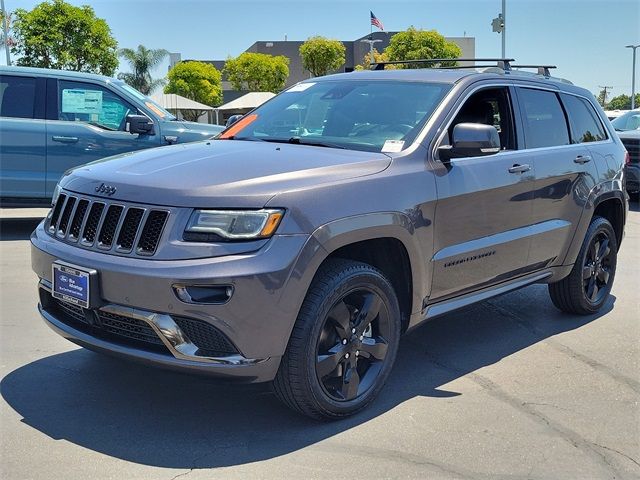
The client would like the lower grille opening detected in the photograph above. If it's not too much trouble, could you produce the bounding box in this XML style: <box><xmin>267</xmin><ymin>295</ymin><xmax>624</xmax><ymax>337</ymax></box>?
<box><xmin>173</xmin><ymin>316</ymin><xmax>239</xmax><ymax>357</ymax></box>
<box><xmin>47</xmin><ymin>295</ymin><xmax>170</xmax><ymax>355</ymax></box>
<box><xmin>43</xmin><ymin>293</ymin><xmax>240</xmax><ymax>359</ymax></box>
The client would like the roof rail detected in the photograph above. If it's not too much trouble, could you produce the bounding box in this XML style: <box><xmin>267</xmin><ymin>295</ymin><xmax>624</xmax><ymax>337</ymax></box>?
<box><xmin>370</xmin><ymin>58</ymin><xmax>515</xmax><ymax>71</ymax></box>
<box><xmin>511</xmin><ymin>65</ymin><xmax>557</xmax><ymax>77</ymax></box>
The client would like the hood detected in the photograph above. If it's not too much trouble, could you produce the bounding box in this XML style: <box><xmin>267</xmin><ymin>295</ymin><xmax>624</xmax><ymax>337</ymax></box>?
<box><xmin>60</xmin><ymin>140</ymin><xmax>392</xmax><ymax>208</ymax></box>
<box><xmin>617</xmin><ymin>129</ymin><xmax>640</xmax><ymax>140</ymax></box>
<box><xmin>161</xmin><ymin>120</ymin><xmax>224</xmax><ymax>142</ymax></box>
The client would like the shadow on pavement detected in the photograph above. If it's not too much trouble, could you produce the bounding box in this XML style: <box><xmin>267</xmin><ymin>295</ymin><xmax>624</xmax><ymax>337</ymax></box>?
<box><xmin>0</xmin><ymin>218</ymin><xmax>43</xmax><ymax>241</ymax></box>
<box><xmin>1</xmin><ymin>285</ymin><xmax>615</xmax><ymax>469</ymax></box>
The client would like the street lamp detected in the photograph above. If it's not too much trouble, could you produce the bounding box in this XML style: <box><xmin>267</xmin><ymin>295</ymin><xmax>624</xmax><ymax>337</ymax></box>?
<box><xmin>626</xmin><ymin>44</ymin><xmax>640</xmax><ymax>110</ymax></box>
<box><xmin>361</xmin><ymin>37</ymin><xmax>382</xmax><ymax>66</ymax></box>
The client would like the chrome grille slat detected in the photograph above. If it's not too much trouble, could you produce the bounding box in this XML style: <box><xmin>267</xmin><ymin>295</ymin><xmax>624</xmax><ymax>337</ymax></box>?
<box><xmin>97</xmin><ymin>205</ymin><xmax>125</xmax><ymax>250</ymax></box>
<box><xmin>116</xmin><ymin>207</ymin><xmax>146</xmax><ymax>252</ymax></box>
<box><xmin>48</xmin><ymin>193</ymin><xmax>67</xmax><ymax>233</ymax></box>
<box><xmin>68</xmin><ymin>199</ymin><xmax>90</xmax><ymax>241</ymax></box>
<box><xmin>81</xmin><ymin>202</ymin><xmax>106</xmax><ymax>245</ymax></box>
<box><xmin>47</xmin><ymin>190</ymin><xmax>169</xmax><ymax>258</ymax></box>
<box><xmin>56</xmin><ymin>196</ymin><xmax>76</xmax><ymax>238</ymax></box>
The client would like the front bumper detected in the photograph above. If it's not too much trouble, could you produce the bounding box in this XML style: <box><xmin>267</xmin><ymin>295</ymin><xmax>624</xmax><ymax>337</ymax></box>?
<box><xmin>31</xmin><ymin>221</ymin><xmax>318</xmax><ymax>382</ymax></box>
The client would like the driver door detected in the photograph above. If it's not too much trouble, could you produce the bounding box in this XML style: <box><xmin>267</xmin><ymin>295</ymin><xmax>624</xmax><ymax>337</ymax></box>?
<box><xmin>45</xmin><ymin>78</ymin><xmax>160</xmax><ymax>197</ymax></box>
<box><xmin>430</xmin><ymin>85</ymin><xmax>536</xmax><ymax>301</ymax></box>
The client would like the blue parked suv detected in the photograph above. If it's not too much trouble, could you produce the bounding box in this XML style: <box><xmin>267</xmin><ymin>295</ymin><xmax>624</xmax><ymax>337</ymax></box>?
<box><xmin>0</xmin><ymin>66</ymin><xmax>223</xmax><ymax>206</ymax></box>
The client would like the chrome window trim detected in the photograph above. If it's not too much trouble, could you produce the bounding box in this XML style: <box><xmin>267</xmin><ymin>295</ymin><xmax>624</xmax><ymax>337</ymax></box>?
<box><xmin>421</xmin><ymin>80</ymin><xmax>614</xmax><ymax>162</ymax></box>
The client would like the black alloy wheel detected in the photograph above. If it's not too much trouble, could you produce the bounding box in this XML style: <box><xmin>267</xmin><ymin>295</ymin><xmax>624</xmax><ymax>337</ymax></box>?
<box><xmin>273</xmin><ymin>259</ymin><xmax>401</xmax><ymax>420</ymax></box>
<box><xmin>582</xmin><ymin>230</ymin><xmax>614</xmax><ymax>305</ymax></box>
<box><xmin>315</xmin><ymin>289</ymin><xmax>391</xmax><ymax>402</ymax></box>
<box><xmin>548</xmin><ymin>216</ymin><xmax>618</xmax><ymax>315</ymax></box>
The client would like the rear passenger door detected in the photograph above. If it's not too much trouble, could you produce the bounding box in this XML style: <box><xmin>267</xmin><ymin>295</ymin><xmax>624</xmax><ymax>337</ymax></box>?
<box><xmin>515</xmin><ymin>87</ymin><xmax>599</xmax><ymax>268</ymax></box>
<box><xmin>45</xmin><ymin>79</ymin><xmax>160</xmax><ymax>197</ymax></box>
<box><xmin>0</xmin><ymin>74</ymin><xmax>47</xmax><ymax>201</ymax></box>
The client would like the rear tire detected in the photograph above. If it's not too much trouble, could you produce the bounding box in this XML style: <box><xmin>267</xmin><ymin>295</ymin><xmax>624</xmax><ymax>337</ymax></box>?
<box><xmin>548</xmin><ymin>216</ymin><xmax>617</xmax><ymax>315</ymax></box>
<box><xmin>273</xmin><ymin>259</ymin><xmax>401</xmax><ymax>420</ymax></box>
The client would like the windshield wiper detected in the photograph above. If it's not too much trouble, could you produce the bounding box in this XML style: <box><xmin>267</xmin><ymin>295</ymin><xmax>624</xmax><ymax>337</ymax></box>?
<box><xmin>262</xmin><ymin>137</ymin><xmax>346</xmax><ymax>149</ymax></box>
<box><xmin>215</xmin><ymin>136</ymin><xmax>265</xmax><ymax>141</ymax></box>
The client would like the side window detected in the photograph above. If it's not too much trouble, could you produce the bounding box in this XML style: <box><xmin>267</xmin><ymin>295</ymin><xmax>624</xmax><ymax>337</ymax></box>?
<box><xmin>518</xmin><ymin>88</ymin><xmax>570</xmax><ymax>149</ymax></box>
<box><xmin>0</xmin><ymin>75</ymin><xmax>36</xmax><ymax>119</ymax></box>
<box><xmin>58</xmin><ymin>80</ymin><xmax>137</xmax><ymax>131</ymax></box>
<box><xmin>560</xmin><ymin>94</ymin><xmax>607</xmax><ymax>143</ymax></box>
<box><xmin>449</xmin><ymin>87</ymin><xmax>516</xmax><ymax>151</ymax></box>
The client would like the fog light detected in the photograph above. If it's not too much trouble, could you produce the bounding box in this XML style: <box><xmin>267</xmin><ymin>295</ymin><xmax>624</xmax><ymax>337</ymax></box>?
<box><xmin>173</xmin><ymin>285</ymin><xmax>233</xmax><ymax>304</ymax></box>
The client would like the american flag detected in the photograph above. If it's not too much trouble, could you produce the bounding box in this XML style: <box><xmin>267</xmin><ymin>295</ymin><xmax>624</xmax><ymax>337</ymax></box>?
<box><xmin>370</xmin><ymin>11</ymin><xmax>384</xmax><ymax>31</ymax></box>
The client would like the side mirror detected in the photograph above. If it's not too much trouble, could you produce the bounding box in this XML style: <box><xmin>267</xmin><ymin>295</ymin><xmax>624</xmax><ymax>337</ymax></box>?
<box><xmin>438</xmin><ymin>123</ymin><xmax>501</xmax><ymax>163</ymax></box>
<box><xmin>226</xmin><ymin>114</ymin><xmax>244</xmax><ymax>127</ymax></box>
<box><xmin>127</xmin><ymin>114</ymin><xmax>155</xmax><ymax>135</ymax></box>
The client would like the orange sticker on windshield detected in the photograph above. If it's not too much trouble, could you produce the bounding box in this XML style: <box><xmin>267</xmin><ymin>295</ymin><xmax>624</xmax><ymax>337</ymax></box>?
<box><xmin>219</xmin><ymin>114</ymin><xmax>258</xmax><ymax>139</ymax></box>
<box><xmin>145</xmin><ymin>102</ymin><xmax>167</xmax><ymax>118</ymax></box>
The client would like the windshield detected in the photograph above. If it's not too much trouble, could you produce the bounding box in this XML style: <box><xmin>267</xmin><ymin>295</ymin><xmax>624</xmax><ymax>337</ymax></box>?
<box><xmin>117</xmin><ymin>82</ymin><xmax>177</xmax><ymax>120</ymax></box>
<box><xmin>218</xmin><ymin>80</ymin><xmax>450</xmax><ymax>152</ymax></box>
<box><xmin>611</xmin><ymin>109</ymin><xmax>640</xmax><ymax>131</ymax></box>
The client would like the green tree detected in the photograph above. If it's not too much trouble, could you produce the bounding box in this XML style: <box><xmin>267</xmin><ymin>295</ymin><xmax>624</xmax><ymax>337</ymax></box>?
<box><xmin>607</xmin><ymin>94</ymin><xmax>640</xmax><ymax>110</ymax></box>
<box><xmin>596</xmin><ymin>89</ymin><xmax>609</xmax><ymax>108</ymax></box>
<box><xmin>354</xmin><ymin>48</ymin><xmax>398</xmax><ymax>71</ymax></box>
<box><xmin>164</xmin><ymin>61</ymin><xmax>222</xmax><ymax>121</ymax></box>
<box><xmin>117</xmin><ymin>45</ymin><xmax>168</xmax><ymax>94</ymax></box>
<box><xmin>385</xmin><ymin>27</ymin><xmax>461</xmax><ymax>68</ymax></box>
<box><xmin>11</xmin><ymin>0</ymin><xmax>118</xmax><ymax>75</ymax></box>
<box><xmin>223</xmin><ymin>52</ymin><xmax>289</xmax><ymax>92</ymax></box>
<box><xmin>299</xmin><ymin>36</ymin><xmax>346</xmax><ymax>77</ymax></box>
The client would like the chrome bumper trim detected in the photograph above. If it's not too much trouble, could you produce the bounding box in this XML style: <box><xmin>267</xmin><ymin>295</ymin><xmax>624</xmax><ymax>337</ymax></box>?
<box><xmin>40</xmin><ymin>279</ymin><xmax>267</xmax><ymax>366</ymax></box>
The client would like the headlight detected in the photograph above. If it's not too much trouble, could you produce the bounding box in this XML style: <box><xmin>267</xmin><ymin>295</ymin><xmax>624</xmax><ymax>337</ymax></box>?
<box><xmin>185</xmin><ymin>209</ymin><xmax>284</xmax><ymax>240</ymax></box>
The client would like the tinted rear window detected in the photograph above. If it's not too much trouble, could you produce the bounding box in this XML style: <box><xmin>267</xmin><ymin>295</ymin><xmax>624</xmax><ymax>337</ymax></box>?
<box><xmin>518</xmin><ymin>88</ymin><xmax>570</xmax><ymax>149</ymax></box>
<box><xmin>561</xmin><ymin>94</ymin><xmax>607</xmax><ymax>143</ymax></box>
<box><xmin>0</xmin><ymin>75</ymin><xmax>36</xmax><ymax>119</ymax></box>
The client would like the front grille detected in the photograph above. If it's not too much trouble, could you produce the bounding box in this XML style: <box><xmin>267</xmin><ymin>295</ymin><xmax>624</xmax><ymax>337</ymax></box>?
<box><xmin>49</xmin><ymin>297</ymin><xmax>169</xmax><ymax>354</ymax></box>
<box><xmin>46</xmin><ymin>191</ymin><xmax>169</xmax><ymax>257</ymax></box>
<box><xmin>173</xmin><ymin>316</ymin><xmax>238</xmax><ymax>357</ymax></box>
<box><xmin>97</xmin><ymin>310</ymin><xmax>165</xmax><ymax>346</ymax></box>
<box><xmin>621</xmin><ymin>138</ymin><xmax>639</xmax><ymax>164</ymax></box>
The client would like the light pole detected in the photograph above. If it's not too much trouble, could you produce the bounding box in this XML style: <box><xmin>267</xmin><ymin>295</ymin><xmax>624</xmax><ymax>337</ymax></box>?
<box><xmin>361</xmin><ymin>37</ymin><xmax>382</xmax><ymax>66</ymax></box>
<box><xmin>626</xmin><ymin>44</ymin><xmax>639</xmax><ymax>110</ymax></box>
<box><xmin>491</xmin><ymin>0</ymin><xmax>506</xmax><ymax>58</ymax></box>
<box><xmin>1</xmin><ymin>0</ymin><xmax>10</xmax><ymax>66</ymax></box>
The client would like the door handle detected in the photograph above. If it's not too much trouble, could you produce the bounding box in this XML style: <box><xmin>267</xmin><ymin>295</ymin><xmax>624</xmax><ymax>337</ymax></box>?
<box><xmin>52</xmin><ymin>135</ymin><xmax>79</xmax><ymax>143</ymax></box>
<box><xmin>574</xmin><ymin>155</ymin><xmax>592</xmax><ymax>164</ymax></box>
<box><xmin>508</xmin><ymin>164</ymin><xmax>531</xmax><ymax>174</ymax></box>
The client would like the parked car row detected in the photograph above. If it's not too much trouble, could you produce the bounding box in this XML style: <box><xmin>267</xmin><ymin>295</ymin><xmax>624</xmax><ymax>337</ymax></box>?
<box><xmin>0</xmin><ymin>66</ymin><xmax>223</xmax><ymax>206</ymax></box>
<box><xmin>611</xmin><ymin>109</ymin><xmax>640</xmax><ymax>199</ymax></box>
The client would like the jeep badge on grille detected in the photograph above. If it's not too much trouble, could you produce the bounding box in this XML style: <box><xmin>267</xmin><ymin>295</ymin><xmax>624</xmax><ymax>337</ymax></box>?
<box><xmin>95</xmin><ymin>183</ymin><xmax>117</xmax><ymax>196</ymax></box>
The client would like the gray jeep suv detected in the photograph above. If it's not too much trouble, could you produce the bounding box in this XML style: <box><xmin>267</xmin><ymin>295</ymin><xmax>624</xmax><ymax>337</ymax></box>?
<box><xmin>31</xmin><ymin>59</ymin><xmax>627</xmax><ymax>420</ymax></box>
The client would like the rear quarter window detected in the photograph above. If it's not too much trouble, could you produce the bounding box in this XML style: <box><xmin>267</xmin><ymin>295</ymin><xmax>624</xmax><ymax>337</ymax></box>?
<box><xmin>560</xmin><ymin>94</ymin><xmax>607</xmax><ymax>143</ymax></box>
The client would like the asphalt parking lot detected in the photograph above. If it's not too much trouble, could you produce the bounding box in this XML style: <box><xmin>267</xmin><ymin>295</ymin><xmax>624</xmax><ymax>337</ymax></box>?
<box><xmin>0</xmin><ymin>205</ymin><xmax>638</xmax><ymax>480</ymax></box>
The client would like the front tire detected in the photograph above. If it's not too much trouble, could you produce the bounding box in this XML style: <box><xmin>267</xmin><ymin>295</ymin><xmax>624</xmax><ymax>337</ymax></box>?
<box><xmin>548</xmin><ymin>216</ymin><xmax>618</xmax><ymax>315</ymax></box>
<box><xmin>273</xmin><ymin>259</ymin><xmax>401</xmax><ymax>420</ymax></box>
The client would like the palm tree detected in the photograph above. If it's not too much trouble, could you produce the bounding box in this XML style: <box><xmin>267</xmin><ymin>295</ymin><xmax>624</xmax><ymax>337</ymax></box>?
<box><xmin>117</xmin><ymin>45</ymin><xmax>169</xmax><ymax>94</ymax></box>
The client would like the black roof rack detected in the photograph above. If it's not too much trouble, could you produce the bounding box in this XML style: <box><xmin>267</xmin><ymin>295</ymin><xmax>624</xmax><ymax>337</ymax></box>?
<box><xmin>511</xmin><ymin>65</ymin><xmax>557</xmax><ymax>77</ymax></box>
<box><xmin>370</xmin><ymin>58</ymin><xmax>515</xmax><ymax>71</ymax></box>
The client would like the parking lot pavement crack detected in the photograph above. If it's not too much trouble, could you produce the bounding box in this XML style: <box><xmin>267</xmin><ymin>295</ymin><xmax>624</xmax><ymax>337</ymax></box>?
<box><xmin>466</xmin><ymin>372</ymin><xmax>630</xmax><ymax>480</ymax></box>
<box><xmin>414</xmin><ymin>347</ymin><xmax>629</xmax><ymax>479</ymax></box>
<box><xmin>169</xmin><ymin>469</ymin><xmax>193</xmax><ymax>480</ymax></box>
<box><xmin>484</xmin><ymin>300</ymin><xmax>640</xmax><ymax>394</ymax></box>
<box><xmin>591</xmin><ymin>443</ymin><xmax>640</xmax><ymax>470</ymax></box>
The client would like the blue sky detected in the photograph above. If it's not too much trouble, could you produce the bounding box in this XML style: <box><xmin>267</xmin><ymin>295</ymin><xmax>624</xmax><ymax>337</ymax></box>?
<box><xmin>3</xmin><ymin>0</ymin><xmax>639</xmax><ymax>98</ymax></box>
